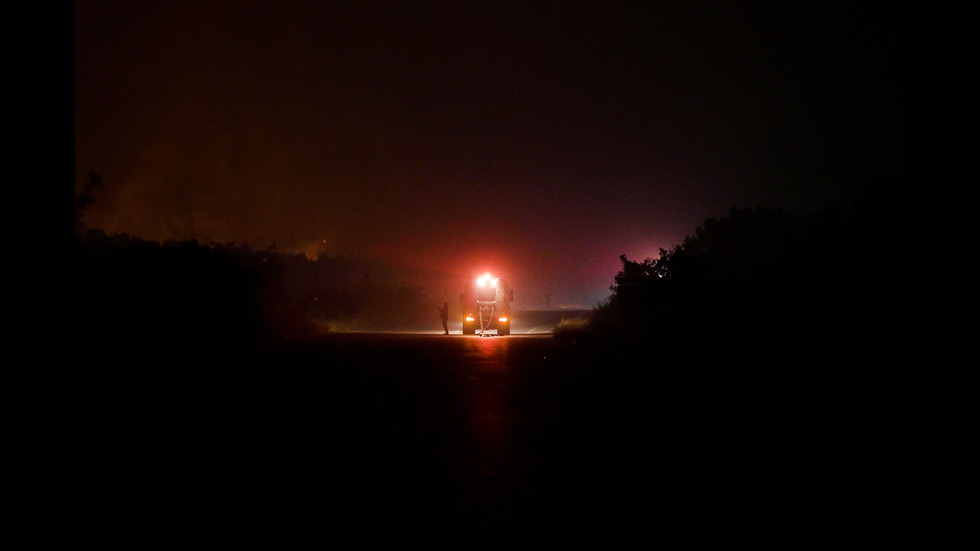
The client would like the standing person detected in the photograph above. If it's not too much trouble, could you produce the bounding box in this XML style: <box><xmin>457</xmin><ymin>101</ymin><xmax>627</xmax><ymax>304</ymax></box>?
<box><xmin>438</xmin><ymin>301</ymin><xmax>449</xmax><ymax>334</ymax></box>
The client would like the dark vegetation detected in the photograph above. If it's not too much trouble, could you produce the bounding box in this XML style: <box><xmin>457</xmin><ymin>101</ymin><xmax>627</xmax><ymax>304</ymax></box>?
<box><xmin>76</xmin><ymin>173</ymin><xmax>439</xmax><ymax>346</ymax></box>
<box><xmin>74</xmin><ymin>229</ymin><xmax>438</xmax><ymax>342</ymax></box>
<box><xmin>559</xmin><ymin>197</ymin><xmax>890</xmax><ymax>355</ymax></box>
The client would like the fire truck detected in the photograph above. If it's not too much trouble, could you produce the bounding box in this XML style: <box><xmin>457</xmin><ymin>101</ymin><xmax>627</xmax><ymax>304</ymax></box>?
<box><xmin>460</xmin><ymin>272</ymin><xmax>513</xmax><ymax>335</ymax></box>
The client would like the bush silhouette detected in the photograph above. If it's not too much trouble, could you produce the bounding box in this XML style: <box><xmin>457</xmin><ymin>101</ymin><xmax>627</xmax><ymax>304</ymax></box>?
<box><xmin>563</xmin><ymin>202</ymin><xmax>884</xmax><ymax>370</ymax></box>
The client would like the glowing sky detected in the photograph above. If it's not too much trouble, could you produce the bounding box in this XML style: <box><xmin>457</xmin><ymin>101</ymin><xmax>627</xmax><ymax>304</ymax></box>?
<box><xmin>75</xmin><ymin>1</ymin><xmax>902</xmax><ymax>308</ymax></box>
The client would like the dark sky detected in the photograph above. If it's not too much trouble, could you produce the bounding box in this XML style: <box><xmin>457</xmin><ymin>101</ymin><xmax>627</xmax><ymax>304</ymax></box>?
<box><xmin>75</xmin><ymin>1</ymin><xmax>903</xmax><ymax>308</ymax></box>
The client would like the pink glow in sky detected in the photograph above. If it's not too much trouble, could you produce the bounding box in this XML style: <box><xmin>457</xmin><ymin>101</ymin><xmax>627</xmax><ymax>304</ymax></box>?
<box><xmin>75</xmin><ymin>1</ymin><xmax>902</xmax><ymax>307</ymax></box>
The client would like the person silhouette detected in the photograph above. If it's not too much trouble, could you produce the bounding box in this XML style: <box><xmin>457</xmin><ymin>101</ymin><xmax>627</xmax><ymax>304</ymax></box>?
<box><xmin>438</xmin><ymin>301</ymin><xmax>449</xmax><ymax>334</ymax></box>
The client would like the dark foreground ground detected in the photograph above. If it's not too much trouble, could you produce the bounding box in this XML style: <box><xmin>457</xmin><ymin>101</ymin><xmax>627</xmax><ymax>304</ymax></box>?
<box><xmin>86</xmin><ymin>332</ymin><xmax>898</xmax><ymax>548</ymax></box>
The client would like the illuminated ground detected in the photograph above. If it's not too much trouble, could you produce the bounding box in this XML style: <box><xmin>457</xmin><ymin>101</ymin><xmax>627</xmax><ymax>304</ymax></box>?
<box><xmin>315</xmin><ymin>309</ymin><xmax>593</xmax><ymax>336</ymax></box>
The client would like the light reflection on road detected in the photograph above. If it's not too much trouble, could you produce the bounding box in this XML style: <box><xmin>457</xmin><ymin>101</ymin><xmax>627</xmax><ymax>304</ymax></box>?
<box><xmin>460</xmin><ymin>336</ymin><xmax>513</xmax><ymax>470</ymax></box>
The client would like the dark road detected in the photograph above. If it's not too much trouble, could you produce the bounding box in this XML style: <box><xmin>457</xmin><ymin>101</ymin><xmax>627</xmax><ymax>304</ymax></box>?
<box><xmin>95</xmin><ymin>333</ymin><xmax>598</xmax><ymax>547</ymax></box>
<box><xmin>274</xmin><ymin>333</ymin><xmax>572</xmax><ymax>546</ymax></box>
<box><xmin>91</xmin><ymin>331</ymin><xmax>883</xmax><ymax>548</ymax></box>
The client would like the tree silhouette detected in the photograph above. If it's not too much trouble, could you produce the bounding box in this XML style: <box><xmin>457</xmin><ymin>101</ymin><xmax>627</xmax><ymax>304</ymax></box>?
<box><xmin>74</xmin><ymin>171</ymin><xmax>104</xmax><ymax>233</ymax></box>
<box><xmin>571</xmin><ymin>204</ymin><xmax>864</xmax><ymax>357</ymax></box>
